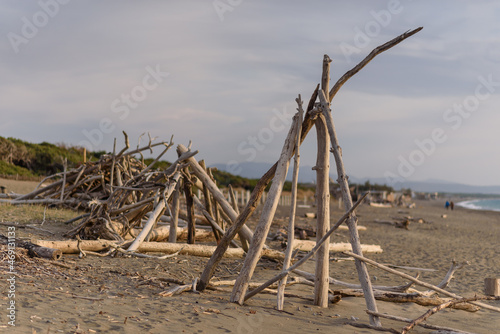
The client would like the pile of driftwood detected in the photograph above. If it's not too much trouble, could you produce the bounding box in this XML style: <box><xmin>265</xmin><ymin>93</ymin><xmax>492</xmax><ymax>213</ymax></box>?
<box><xmin>4</xmin><ymin>27</ymin><xmax>500</xmax><ymax>333</ymax></box>
<box><xmin>8</xmin><ymin>134</ymin><xmax>169</xmax><ymax>208</ymax></box>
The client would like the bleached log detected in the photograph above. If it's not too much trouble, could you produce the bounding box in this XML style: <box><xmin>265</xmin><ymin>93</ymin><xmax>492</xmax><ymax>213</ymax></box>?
<box><xmin>338</xmin><ymin>225</ymin><xmax>366</xmax><ymax>231</ymax></box>
<box><xmin>231</xmin><ymin>112</ymin><xmax>300</xmax><ymax>305</ymax></box>
<box><xmin>292</xmin><ymin>240</ymin><xmax>382</xmax><ymax>253</ymax></box>
<box><xmin>33</xmin><ymin>239</ymin><xmax>284</xmax><ymax>259</ymax></box>
<box><xmin>34</xmin><ymin>239</ymin><xmax>121</xmax><ymax>253</ymax></box>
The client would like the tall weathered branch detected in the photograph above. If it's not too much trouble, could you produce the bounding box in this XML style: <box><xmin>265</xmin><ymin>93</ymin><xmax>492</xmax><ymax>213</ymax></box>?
<box><xmin>276</xmin><ymin>95</ymin><xmax>303</xmax><ymax>310</ymax></box>
<box><xmin>328</xmin><ymin>27</ymin><xmax>423</xmax><ymax>101</ymax></box>
<box><xmin>318</xmin><ymin>87</ymin><xmax>380</xmax><ymax>325</ymax></box>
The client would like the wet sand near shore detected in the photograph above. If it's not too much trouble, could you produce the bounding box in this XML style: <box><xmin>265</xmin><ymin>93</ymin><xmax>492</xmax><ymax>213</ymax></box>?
<box><xmin>1</xmin><ymin>193</ymin><xmax>500</xmax><ymax>333</ymax></box>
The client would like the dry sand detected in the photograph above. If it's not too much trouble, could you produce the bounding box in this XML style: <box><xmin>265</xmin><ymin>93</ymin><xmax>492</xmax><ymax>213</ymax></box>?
<box><xmin>1</xmin><ymin>180</ymin><xmax>499</xmax><ymax>333</ymax></box>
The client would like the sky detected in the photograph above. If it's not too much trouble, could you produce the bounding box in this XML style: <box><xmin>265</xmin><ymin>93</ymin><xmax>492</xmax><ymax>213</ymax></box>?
<box><xmin>1</xmin><ymin>0</ymin><xmax>499</xmax><ymax>187</ymax></box>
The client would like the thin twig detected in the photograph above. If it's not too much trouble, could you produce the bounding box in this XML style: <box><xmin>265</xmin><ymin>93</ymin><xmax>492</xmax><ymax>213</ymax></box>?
<box><xmin>366</xmin><ymin>310</ymin><xmax>476</xmax><ymax>334</ymax></box>
<box><xmin>402</xmin><ymin>295</ymin><xmax>500</xmax><ymax>333</ymax></box>
<box><xmin>343</xmin><ymin>251</ymin><xmax>500</xmax><ymax>313</ymax></box>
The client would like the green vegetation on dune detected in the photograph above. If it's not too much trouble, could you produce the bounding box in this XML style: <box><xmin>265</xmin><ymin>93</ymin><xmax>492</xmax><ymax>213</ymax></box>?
<box><xmin>0</xmin><ymin>159</ymin><xmax>33</xmax><ymax>177</ymax></box>
<box><xmin>0</xmin><ymin>136</ymin><xmax>105</xmax><ymax>177</ymax></box>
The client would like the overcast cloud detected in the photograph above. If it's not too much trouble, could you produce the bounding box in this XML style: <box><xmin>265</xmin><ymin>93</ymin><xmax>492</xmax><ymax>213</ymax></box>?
<box><xmin>1</xmin><ymin>0</ymin><xmax>499</xmax><ymax>186</ymax></box>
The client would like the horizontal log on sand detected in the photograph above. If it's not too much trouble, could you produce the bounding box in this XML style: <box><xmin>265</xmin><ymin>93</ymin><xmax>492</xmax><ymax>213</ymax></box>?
<box><xmin>33</xmin><ymin>239</ymin><xmax>284</xmax><ymax>260</ymax></box>
<box><xmin>125</xmin><ymin>225</ymin><xmax>213</xmax><ymax>242</ymax></box>
<box><xmin>292</xmin><ymin>240</ymin><xmax>382</xmax><ymax>253</ymax></box>
<box><xmin>33</xmin><ymin>239</ymin><xmax>120</xmax><ymax>253</ymax></box>
<box><xmin>337</xmin><ymin>225</ymin><xmax>367</xmax><ymax>231</ymax></box>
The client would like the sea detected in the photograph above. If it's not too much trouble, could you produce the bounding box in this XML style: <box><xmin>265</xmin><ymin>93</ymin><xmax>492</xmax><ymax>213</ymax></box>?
<box><xmin>456</xmin><ymin>198</ymin><xmax>500</xmax><ymax>212</ymax></box>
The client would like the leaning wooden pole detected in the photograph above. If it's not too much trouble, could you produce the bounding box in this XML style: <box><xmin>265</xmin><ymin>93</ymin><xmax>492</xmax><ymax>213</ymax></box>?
<box><xmin>230</xmin><ymin>112</ymin><xmax>300</xmax><ymax>305</ymax></box>
<box><xmin>276</xmin><ymin>95</ymin><xmax>303</xmax><ymax>311</ymax></box>
<box><xmin>312</xmin><ymin>56</ymin><xmax>332</xmax><ymax>308</ymax></box>
<box><xmin>318</xmin><ymin>85</ymin><xmax>380</xmax><ymax>325</ymax></box>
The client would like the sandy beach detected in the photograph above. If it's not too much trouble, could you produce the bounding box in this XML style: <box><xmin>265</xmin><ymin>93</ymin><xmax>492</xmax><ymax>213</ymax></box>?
<box><xmin>1</xmin><ymin>180</ymin><xmax>500</xmax><ymax>333</ymax></box>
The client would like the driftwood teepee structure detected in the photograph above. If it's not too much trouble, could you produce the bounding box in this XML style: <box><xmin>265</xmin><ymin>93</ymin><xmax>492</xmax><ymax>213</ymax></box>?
<box><xmin>195</xmin><ymin>27</ymin><xmax>425</xmax><ymax>327</ymax></box>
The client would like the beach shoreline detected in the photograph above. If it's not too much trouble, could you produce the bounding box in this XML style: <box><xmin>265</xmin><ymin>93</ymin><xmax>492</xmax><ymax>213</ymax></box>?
<box><xmin>455</xmin><ymin>197</ymin><xmax>500</xmax><ymax>212</ymax></box>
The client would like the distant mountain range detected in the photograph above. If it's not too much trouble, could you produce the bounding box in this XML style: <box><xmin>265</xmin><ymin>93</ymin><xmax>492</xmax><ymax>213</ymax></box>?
<box><xmin>210</xmin><ymin>162</ymin><xmax>500</xmax><ymax>195</ymax></box>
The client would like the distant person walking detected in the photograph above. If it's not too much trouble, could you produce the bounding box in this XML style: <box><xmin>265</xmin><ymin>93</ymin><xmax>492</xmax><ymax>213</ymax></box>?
<box><xmin>445</xmin><ymin>201</ymin><xmax>450</xmax><ymax>210</ymax></box>
<box><xmin>450</xmin><ymin>201</ymin><xmax>454</xmax><ymax>210</ymax></box>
